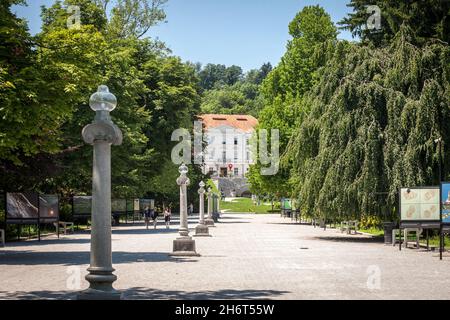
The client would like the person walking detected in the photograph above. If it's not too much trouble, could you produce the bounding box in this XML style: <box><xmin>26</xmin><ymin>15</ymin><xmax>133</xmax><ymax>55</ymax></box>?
<box><xmin>164</xmin><ymin>207</ymin><xmax>171</xmax><ymax>229</ymax></box>
<box><xmin>151</xmin><ymin>207</ymin><xmax>158</xmax><ymax>229</ymax></box>
<box><xmin>144</xmin><ymin>206</ymin><xmax>151</xmax><ymax>230</ymax></box>
<box><xmin>188</xmin><ymin>203</ymin><xmax>194</xmax><ymax>216</ymax></box>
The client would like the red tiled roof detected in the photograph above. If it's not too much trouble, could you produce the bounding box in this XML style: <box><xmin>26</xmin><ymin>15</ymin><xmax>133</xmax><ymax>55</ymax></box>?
<box><xmin>198</xmin><ymin>114</ymin><xmax>258</xmax><ymax>133</ymax></box>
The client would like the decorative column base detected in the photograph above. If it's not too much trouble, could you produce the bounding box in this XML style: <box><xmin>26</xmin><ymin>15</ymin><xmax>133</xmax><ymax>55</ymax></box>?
<box><xmin>77</xmin><ymin>288</ymin><xmax>122</xmax><ymax>300</ymax></box>
<box><xmin>170</xmin><ymin>237</ymin><xmax>200</xmax><ymax>257</ymax></box>
<box><xmin>205</xmin><ymin>218</ymin><xmax>215</xmax><ymax>227</ymax></box>
<box><xmin>77</xmin><ymin>268</ymin><xmax>122</xmax><ymax>300</ymax></box>
<box><xmin>194</xmin><ymin>224</ymin><xmax>211</xmax><ymax>237</ymax></box>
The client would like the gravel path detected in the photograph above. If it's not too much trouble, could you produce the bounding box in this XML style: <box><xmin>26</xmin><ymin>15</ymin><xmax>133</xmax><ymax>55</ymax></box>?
<box><xmin>0</xmin><ymin>213</ymin><xmax>449</xmax><ymax>300</ymax></box>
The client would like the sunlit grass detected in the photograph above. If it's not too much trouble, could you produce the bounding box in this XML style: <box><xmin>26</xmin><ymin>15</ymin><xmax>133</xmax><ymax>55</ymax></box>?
<box><xmin>220</xmin><ymin>197</ymin><xmax>276</xmax><ymax>214</ymax></box>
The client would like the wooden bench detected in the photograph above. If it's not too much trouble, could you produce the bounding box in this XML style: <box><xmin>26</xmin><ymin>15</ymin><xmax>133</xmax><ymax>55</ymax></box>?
<box><xmin>403</xmin><ymin>228</ymin><xmax>422</xmax><ymax>249</ymax></box>
<box><xmin>54</xmin><ymin>222</ymin><xmax>74</xmax><ymax>235</ymax></box>
<box><xmin>340</xmin><ymin>220</ymin><xmax>359</xmax><ymax>235</ymax></box>
<box><xmin>393</xmin><ymin>228</ymin><xmax>423</xmax><ymax>248</ymax></box>
<box><xmin>0</xmin><ymin>229</ymin><xmax>5</xmax><ymax>247</ymax></box>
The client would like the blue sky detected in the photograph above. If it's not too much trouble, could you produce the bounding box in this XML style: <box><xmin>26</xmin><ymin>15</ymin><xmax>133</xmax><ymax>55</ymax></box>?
<box><xmin>13</xmin><ymin>0</ymin><xmax>355</xmax><ymax>71</ymax></box>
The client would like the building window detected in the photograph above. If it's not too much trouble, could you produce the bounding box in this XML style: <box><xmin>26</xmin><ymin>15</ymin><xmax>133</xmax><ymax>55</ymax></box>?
<box><xmin>209</xmin><ymin>167</ymin><xmax>214</xmax><ymax>174</ymax></box>
<box><xmin>222</xmin><ymin>151</ymin><xmax>226</xmax><ymax>163</ymax></box>
<box><xmin>234</xmin><ymin>137</ymin><xmax>238</xmax><ymax>145</ymax></box>
<box><xmin>234</xmin><ymin>168</ymin><xmax>239</xmax><ymax>176</ymax></box>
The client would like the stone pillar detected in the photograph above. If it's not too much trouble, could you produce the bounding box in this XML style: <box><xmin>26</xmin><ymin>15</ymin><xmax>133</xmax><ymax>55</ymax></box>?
<box><xmin>205</xmin><ymin>187</ymin><xmax>215</xmax><ymax>227</ymax></box>
<box><xmin>170</xmin><ymin>164</ymin><xmax>200</xmax><ymax>256</ymax></box>
<box><xmin>195</xmin><ymin>181</ymin><xmax>210</xmax><ymax>237</ymax></box>
<box><xmin>78</xmin><ymin>85</ymin><xmax>123</xmax><ymax>300</ymax></box>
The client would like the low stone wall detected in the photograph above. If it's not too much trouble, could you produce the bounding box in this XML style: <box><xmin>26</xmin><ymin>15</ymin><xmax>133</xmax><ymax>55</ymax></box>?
<box><xmin>216</xmin><ymin>177</ymin><xmax>251</xmax><ymax>197</ymax></box>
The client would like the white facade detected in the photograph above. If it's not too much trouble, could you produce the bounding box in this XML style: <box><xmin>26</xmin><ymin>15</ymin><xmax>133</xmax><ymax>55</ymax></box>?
<box><xmin>202</xmin><ymin>125</ymin><xmax>255</xmax><ymax>178</ymax></box>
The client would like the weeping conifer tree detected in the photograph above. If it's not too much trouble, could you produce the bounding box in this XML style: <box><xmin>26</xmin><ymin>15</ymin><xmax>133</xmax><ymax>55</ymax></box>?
<box><xmin>284</xmin><ymin>25</ymin><xmax>450</xmax><ymax>223</ymax></box>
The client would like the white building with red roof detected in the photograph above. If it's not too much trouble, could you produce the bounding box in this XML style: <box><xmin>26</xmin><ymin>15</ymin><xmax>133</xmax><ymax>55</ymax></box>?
<box><xmin>198</xmin><ymin>114</ymin><xmax>258</xmax><ymax>181</ymax></box>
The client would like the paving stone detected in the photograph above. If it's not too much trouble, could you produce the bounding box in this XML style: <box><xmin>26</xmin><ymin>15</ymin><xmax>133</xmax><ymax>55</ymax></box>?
<box><xmin>0</xmin><ymin>214</ymin><xmax>449</xmax><ymax>300</ymax></box>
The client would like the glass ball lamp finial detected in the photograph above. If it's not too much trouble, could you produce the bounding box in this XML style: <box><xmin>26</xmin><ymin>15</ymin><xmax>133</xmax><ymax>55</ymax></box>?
<box><xmin>89</xmin><ymin>85</ymin><xmax>117</xmax><ymax>112</ymax></box>
<box><xmin>179</xmin><ymin>163</ymin><xmax>188</xmax><ymax>175</ymax></box>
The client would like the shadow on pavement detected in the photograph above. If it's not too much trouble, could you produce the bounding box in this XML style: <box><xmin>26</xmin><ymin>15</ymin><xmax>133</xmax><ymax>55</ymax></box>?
<box><xmin>0</xmin><ymin>251</ymin><xmax>197</xmax><ymax>266</ymax></box>
<box><xmin>219</xmin><ymin>216</ymin><xmax>251</xmax><ymax>219</ymax></box>
<box><xmin>217</xmin><ymin>221</ymin><xmax>250</xmax><ymax>224</ymax></box>
<box><xmin>0</xmin><ymin>288</ymin><xmax>289</xmax><ymax>300</ymax></box>
<box><xmin>0</xmin><ymin>290</ymin><xmax>76</xmax><ymax>300</ymax></box>
<box><xmin>112</xmin><ymin>227</ymin><xmax>179</xmax><ymax>235</ymax></box>
<box><xmin>123</xmin><ymin>288</ymin><xmax>289</xmax><ymax>300</ymax></box>
<box><xmin>1</xmin><ymin>238</ymin><xmax>91</xmax><ymax>247</ymax></box>
<box><xmin>267</xmin><ymin>222</ymin><xmax>313</xmax><ymax>226</ymax></box>
<box><xmin>311</xmin><ymin>236</ymin><xmax>384</xmax><ymax>243</ymax></box>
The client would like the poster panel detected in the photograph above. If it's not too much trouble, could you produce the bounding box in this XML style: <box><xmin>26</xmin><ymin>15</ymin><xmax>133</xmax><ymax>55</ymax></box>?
<box><xmin>281</xmin><ymin>199</ymin><xmax>292</xmax><ymax>210</ymax></box>
<box><xmin>73</xmin><ymin>196</ymin><xmax>92</xmax><ymax>216</ymax></box>
<box><xmin>139</xmin><ymin>199</ymin><xmax>155</xmax><ymax>211</ymax></box>
<box><xmin>111</xmin><ymin>199</ymin><xmax>126</xmax><ymax>214</ymax></box>
<box><xmin>6</xmin><ymin>192</ymin><xmax>39</xmax><ymax>221</ymax></box>
<box><xmin>126</xmin><ymin>199</ymin><xmax>134</xmax><ymax>212</ymax></box>
<box><xmin>400</xmin><ymin>188</ymin><xmax>440</xmax><ymax>222</ymax></box>
<box><xmin>441</xmin><ymin>183</ymin><xmax>450</xmax><ymax>224</ymax></box>
<box><xmin>39</xmin><ymin>195</ymin><xmax>59</xmax><ymax>222</ymax></box>
<box><xmin>133</xmin><ymin>199</ymin><xmax>140</xmax><ymax>211</ymax></box>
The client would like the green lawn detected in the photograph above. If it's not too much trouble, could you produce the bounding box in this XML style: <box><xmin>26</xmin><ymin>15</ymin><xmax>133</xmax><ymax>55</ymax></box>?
<box><xmin>359</xmin><ymin>228</ymin><xmax>384</xmax><ymax>237</ymax></box>
<box><xmin>220</xmin><ymin>197</ymin><xmax>276</xmax><ymax>214</ymax></box>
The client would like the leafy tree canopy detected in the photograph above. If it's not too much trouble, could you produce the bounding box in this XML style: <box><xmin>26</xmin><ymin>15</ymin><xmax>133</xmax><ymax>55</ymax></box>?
<box><xmin>339</xmin><ymin>0</ymin><xmax>450</xmax><ymax>46</ymax></box>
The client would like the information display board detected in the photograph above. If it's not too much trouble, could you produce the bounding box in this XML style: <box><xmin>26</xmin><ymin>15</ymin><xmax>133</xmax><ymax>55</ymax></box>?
<box><xmin>441</xmin><ymin>182</ymin><xmax>450</xmax><ymax>224</ymax></box>
<box><xmin>73</xmin><ymin>196</ymin><xmax>92</xmax><ymax>218</ymax></box>
<box><xmin>5</xmin><ymin>193</ymin><xmax>60</xmax><ymax>242</ymax></box>
<box><xmin>399</xmin><ymin>187</ymin><xmax>440</xmax><ymax>222</ymax></box>
<box><xmin>111</xmin><ymin>199</ymin><xmax>127</xmax><ymax>215</ymax></box>
<box><xmin>133</xmin><ymin>199</ymin><xmax>140</xmax><ymax>212</ymax></box>
<box><xmin>126</xmin><ymin>199</ymin><xmax>134</xmax><ymax>213</ymax></box>
<box><xmin>39</xmin><ymin>194</ymin><xmax>59</xmax><ymax>223</ymax></box>
<box><xmin>6</xmin><ymin>192</ymin><xmax>39</xmax><ymax>223</ymax></box>
<box><xmin>139</xmin><ymin>199</ymin><xmax>155</xmax><ymax>212</ymax></box>
<box><xmin>281</xmin><ymin>199</ymin><xmax>292</xmax><ymax>210</ymax></box>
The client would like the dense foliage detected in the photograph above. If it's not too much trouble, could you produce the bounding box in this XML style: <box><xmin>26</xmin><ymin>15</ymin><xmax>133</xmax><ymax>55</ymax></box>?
<box><xmin>198</xmin><ymin>63</ymin><xmax>272</xmax><ymax>117</ymax></box>
<box><xmin>340</xmin><ymin>0</ymin><xmax>450</xmax><ymax>46</ymax></box>
<box><xmin>0</xmin><ymin>0</ymin><xmax>204</xmax><ymax>207</ymax></box>
<box><xmin>248</xmin><ymin>5</ymin><xmax>337</xmax><ymax>199</ymax></box>
<box><xmin>2</xmin><ymin>0</ymin><xmax>449</xmax><ymax>227</ymax></box>
<box><xmin>250</xmin><ymin>3</ymin><xmax>450</xmax><ymax>224</ymax></box>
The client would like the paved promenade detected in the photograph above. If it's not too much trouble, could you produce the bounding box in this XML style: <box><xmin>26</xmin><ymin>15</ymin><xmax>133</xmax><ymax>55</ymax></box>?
<box><xmin>0</xmin><ymin>213</ymin><xmax>449</xmax><ymax>300</ymax></box>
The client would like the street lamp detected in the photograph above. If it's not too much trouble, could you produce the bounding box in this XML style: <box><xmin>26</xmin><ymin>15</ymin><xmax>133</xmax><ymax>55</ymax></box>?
<box><xmin>78</xmin><ymin>85</ymin><xmax>123</xmax><ymax>300</ymax></box>
<box><xmin>171</xmin><ymin>164</ymin><xmax>200</xmax><ymax>256</ymax></box>
<box><xmin>435</xmin><ymin>137</ymin><xmax>443</xmax><ymax>183</ymax></box>
<box><xmin>205</xmin><ymin>187</ymin><xmax>215</xmax><ymax>227</ymax></box>
<box><xmin>195</xmin><ymin>181</ymin><xmax>210</xmax><ymax>237</ymax></box>
<box><xmin>435</xmin><ymin>137</ymin><xmax>445</xmax><ymax>260</ymax></box>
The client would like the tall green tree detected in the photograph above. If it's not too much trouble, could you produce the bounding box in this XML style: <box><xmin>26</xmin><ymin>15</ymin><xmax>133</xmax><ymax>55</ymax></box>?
<box><xmin>285</xmin><ymin>25</ymin><xmax>450</xmax><ymax>221</ymax></box>
<box><xmin>340</xmin><ymin>0</ymin><xmax>450</xmax><ymax>46</ymax></box>
<box><xmin>248</xmin><ymin>5</ymin><xmax>338</xmax><ymax>199</ymax></box>
<box><xmin>1</xmin><ymin>0</ymin><xmax>205</xmax><ymax>203</ymax></box>
<box><xmin>198</xmin><ymin>64</ymin><xmax>244</xmax><ymax>90</ymax></box>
